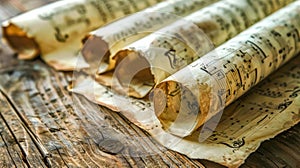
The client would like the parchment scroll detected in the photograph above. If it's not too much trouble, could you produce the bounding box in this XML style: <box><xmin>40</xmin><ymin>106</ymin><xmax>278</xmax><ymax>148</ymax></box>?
<box><xmin>111</xmin><ymin>0</ymin><xmax>294</xmax><ymax>97</ymax></box>
<box><xmin>72</xmin><ymin>46</ymin><xmax>300</xmax><ymax>168</ymax></box>
<box><xmin>2</xmin><ymin>0</ymin><xmax>163</xmax><ymax>70</ymax></box>
<box><xmin>71</xmin><ymin>2</ymin><xmax>300</xmax><ymax>167</ymax></box>
<box><xmin>154</xmin><ymin>1</ymin><xmax>300</xmax><ymax>136</ymax></box>
<box><xmin>81</xmin><ymin>0</ymin><xmax>218</xmax><ymax>74</ymax></box>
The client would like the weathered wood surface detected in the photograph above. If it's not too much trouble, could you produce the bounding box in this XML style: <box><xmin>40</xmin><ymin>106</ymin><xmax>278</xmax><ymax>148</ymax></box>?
<box><xmin>0</xmin><ymin>0</ymin><xmax>299</xmax><ymax>167</ymax></box>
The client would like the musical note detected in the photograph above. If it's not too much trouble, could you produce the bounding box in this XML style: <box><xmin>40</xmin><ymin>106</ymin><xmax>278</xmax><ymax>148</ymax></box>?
<box><xmin>72</xmin><ymin>2</ymin><xmax>300</xmax><ymax>167</ymax></box>
<box><xmin>2</xmin><ymin>0</ymin><xmax>163</xmax><ymax>69</ymax></box>
<box><xmin>82</xmin><ymin>0</ymin><xmax>219</xmax><ymax>74</ymax></box>
<box><xmin>154</xmin><ymin>1</ymin><xmax>300</xmax><ymax>136</ymax></box>
<box><xmin>110</xmin><ymin>0</ymin><xmax>294</xmax><ymax>98</ymax></box>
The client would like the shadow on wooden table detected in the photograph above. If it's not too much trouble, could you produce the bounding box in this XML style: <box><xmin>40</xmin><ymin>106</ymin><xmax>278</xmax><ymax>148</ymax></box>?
<box><xmin>0</xmin><ymin>0</ymin><xmax>299</xmax><ymax>167</ymax></box>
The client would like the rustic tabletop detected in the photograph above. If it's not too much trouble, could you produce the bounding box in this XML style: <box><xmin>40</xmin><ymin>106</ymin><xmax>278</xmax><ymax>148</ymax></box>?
<box><xmin>0</xmin><ymin>0</ymin><xmax>299</xmax><ymax>167</ymax></box>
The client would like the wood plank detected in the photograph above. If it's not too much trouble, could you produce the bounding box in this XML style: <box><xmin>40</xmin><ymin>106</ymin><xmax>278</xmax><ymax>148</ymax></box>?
<box><xmin>0</xmin><ymin>122</ymin><xmax>25</xmax><ymax>168</ymax></box>
<box><xmin>1</xmin><ymin>58</ymin><xmax>299</xmax><ymax>167</ymax></box>
<box><xmin>0</xmin><ymin>0</ymin><xmax>299</xmax><ymax>167</ymax></box>
<box><xmin>0</xmin><ymin>91</ymin><xmax>46</xmax><ymax>167</ymax></box>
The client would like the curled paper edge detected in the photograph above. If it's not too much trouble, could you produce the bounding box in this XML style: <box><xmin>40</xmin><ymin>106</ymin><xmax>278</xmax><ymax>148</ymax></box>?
<box><xmin>2</xmin><ymin>22</ymin><xmax>40</xmax><ymax>59</ymax></box>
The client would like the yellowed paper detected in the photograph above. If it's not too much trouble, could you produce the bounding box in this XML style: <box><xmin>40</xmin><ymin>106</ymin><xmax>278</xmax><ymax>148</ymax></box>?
<box><xmin>2</xmin><ymin>0</ymin><xmax>163</xmax><ymax>70</ymax></box>
<box><xmin>154</xmin><ymin>1</ymin><xmax>300</xmax><ymax>136</ymax></box>
<box><xmin>111</xmin><ymin>0</ymin><xmax>294</xmax><ymax>97</ymax></box>
<box><xmin>81</xmin><ymin>0</ymin><xmax>219</xmax><ymax>73</ymax></box>
<box><xmin>71</xmin><ymin>2</ymin><xmax>300</xmax><ymax>167</ymax></box>
<box><xmin>72</xmin><ymin>50</ymin><xmax>300</xmax><ymax>168</ymax></box>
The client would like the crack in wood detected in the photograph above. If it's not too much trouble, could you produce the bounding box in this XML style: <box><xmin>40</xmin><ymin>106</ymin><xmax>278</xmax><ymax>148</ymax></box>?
<box><xmin>0</xmin><ymin>132</ymin><xmax>18</xmax><ymax>167</ymax></box>
<box><xmin>0</xmin><ymin>89</ymin><xmax>52</xmax><ymax>167</ymax></box>
<box><xmin>0</xmin><ymin>1</ymin><xmax>300</xmax><ymax>166</ymax></box>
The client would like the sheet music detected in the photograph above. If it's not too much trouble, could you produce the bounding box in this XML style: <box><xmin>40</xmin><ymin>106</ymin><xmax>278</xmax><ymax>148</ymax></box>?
<box><xmin>72</xmin><ymin>48</ymin><xmax>300</xmax><ymax>168</ymax></box>
<box><xmin>154</xmin><ymin>1</ymin><xmax>300</xmax><ymax>136</ymax></box>
<box><xmin>2</xmin><ymin>0</ymin><xmax>162</xmax><ymax>70</ymax></box>
<box><xmin>72</xmin><ymin>2</ymin><xmax>300</xmax><ymax>167</ymax></box>
<box><xmin>81</xmin><ymin>0</ymin><xmax>218</xmax><ymax>73</ymax></box>
<box><xmin>110</xmin><ymin>0</ymin><xmax>293</xmax><ymax>98</ymax></box>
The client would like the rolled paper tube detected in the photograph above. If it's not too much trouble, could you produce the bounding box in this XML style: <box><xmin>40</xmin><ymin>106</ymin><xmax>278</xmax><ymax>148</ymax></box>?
<box><xmin>112</xmin><ymin>0</ymin><xmax>294</xmax><ymax>98</ymax></box>
<box><xmin>2</xmin><ymin>0</ymin><xmax>162</xmax><ymax>70</ymax></box>
<box><xmin>81</xmin><ymin>0</ymin><xmax>219</xmax><ymax>73</ymax></box>
<box><xmin>153</xmin><ymin>1</ymin><xmax>300</xmax><ymax>137</ymax></box>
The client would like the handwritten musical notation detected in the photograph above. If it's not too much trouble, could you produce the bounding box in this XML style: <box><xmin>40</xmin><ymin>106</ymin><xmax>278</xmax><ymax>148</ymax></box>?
<box><xmin>81</xmin><ymin>0</ymin><xmax>218</xmax><ymax>73</ymax></box>
<box><xmin>69</xmin><ymin>1</ymin><xmax>300</xmax><ymax>167</ymax></box>
<box><xmin>184</xmin><ymin>0</ymin><xmax>294</xmax><ymax>46</ymax></box>
<box><xmin>2</xmin><ymin>0</ymin><xmax>162</xmax><ymax>70</ymax></box>
<box><xmin>112</xmin><ymin>0</ymin><xmax>294</xmax><ymax>98</ymax></box>
<box><xmin>2</xmin><ymin>0</ymin><xmax>299</xmax><ymax>167</ymax></box>
<box><xmin>154</xmin><ymin>1</ymin><xmax>300</xmax><ymax>136</ymax></box>
<box><xmin>39</xmin><ymin>4</ymin><xmax>91</xmax><ymax>43</ymax></box>
<box><xmin>73</xmin><ymin>51</ymin><xmax>300</xmax><ymax>168</ymax></box>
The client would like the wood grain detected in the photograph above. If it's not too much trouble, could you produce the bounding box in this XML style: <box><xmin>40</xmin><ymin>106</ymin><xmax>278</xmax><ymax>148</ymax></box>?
<box><xmin>0</xmin><ymin>0</ymin><xmax>299</xmax><ymax>167</ymax></box>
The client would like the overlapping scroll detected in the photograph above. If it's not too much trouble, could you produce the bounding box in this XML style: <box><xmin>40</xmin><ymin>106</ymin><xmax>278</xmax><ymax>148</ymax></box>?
<box><xmin>2</xmin><ymin>0</ymin><xmax>299</xmax><ymax>167</ymax></box>
<box><xmin>73</xmin><ymin>55</ymin><xmax>300</xmax><ymax>167</ymax></box>
<box><xmin>110</xmin><ymin>0</ymin><xmax>293</xmax><ymax>97</ymax></box>
<box><xmin>1</xmin><ymin>0</ymin><xmax>163</xmax><ymax>70</ymax></box>
<box><xmin>81</xmin><ymin>0</ymin><xmax>218</xmax><ymax>74</ymax></box>
<box><xmin>154</xmin><ymin>1</ymin><xmax>300</xmax><ymax>136</ymax></box>
<box><xmin>72</xmin><ymin>1</ymin><xmax>300</xmax><ymax>167</ymax></box>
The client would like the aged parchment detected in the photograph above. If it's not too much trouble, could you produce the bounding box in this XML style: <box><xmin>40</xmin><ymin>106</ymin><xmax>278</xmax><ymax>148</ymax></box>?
<box><xmin>110</xmin><ymin>0</ymin><xmax>294</xmax><ymax>98</ymax></box>
<box><xmin>2</xmin><ymin>0</ymin><xmax>163</xmax><ymax>70</ymax></box>
<box><xmin>72</xmin><ymin>2</ymin><xmax>300</xmax><ymax>167</ymax></box>
<box><xmin>72</xmin><ymin>52</ymin><xmax>300</xmax><ymax>168</ymax></box>
<box><xmin>81</xmin><ymin>0</ymin><xmax>219</xmax><ymax>74</ymax></box>
<box><xmin>154</xmin><ymin>1</ymin><xmax>300</xmax><ymax>136</ymax></box>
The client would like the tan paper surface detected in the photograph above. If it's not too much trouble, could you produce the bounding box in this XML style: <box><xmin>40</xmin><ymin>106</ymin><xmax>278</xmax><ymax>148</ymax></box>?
<box><xmin>72</xmin><ymin>51</ymin><xmax>300</xmax><ymax>168</ymax></box>
<box><xmin>111</xmin><ymin>0</ymin><xmax>294</xmax><ymax>98</ymax></box>
<box><xmin>2</xmin><ymin>0</ymin><xmax>163</xmax><ymax>70</ymax></box>
<box><xmin>81</xmin><ymin>0</ymin><xmax>219</xmax><ymax>74</ymax></box>
<box><xmin>154</xmin><ymin>1</ymin><xmax>300</xmax><ymax>136</ymax></box>
<box><xmin>71</xmin><ymin>2</ymin><xmax>300</xmax><ymax>167</ymax></box>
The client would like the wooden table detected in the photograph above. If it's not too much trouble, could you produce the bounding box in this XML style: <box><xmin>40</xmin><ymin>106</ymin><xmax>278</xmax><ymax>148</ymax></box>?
<box><xmin>0</xmin><ymin>0</ymin><xmax>299</xmax><ymax>167</ymax></box>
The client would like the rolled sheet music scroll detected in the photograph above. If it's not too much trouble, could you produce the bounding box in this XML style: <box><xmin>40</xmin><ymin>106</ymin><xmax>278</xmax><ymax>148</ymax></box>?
<box><xmin>2</xmin><ymin>0</ymin><xmax>162</xmax><ymax>70</ymax></box>
<box><xmin>71</xmin><ymin>1</ymin><xmax>300</xmax><ymax>166</ymax></box>
<box><xmin>153</xmin><ymin>1</ymin><xmax>300</xmax><ymax>137</ymax></box>
<box><xmin>72</xmin><ymin>50</ymin><xmax>300</xmax><ymax>167</ymax></box>
<box><xmin>112</xmin><ymin>0</ymin><xmax>293</xmax><ymax>97</ymax></box>
<box><xmin>81</xmin><ymin>0</ymin><xmax>218</xmax><ymax>73</ymax></box>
